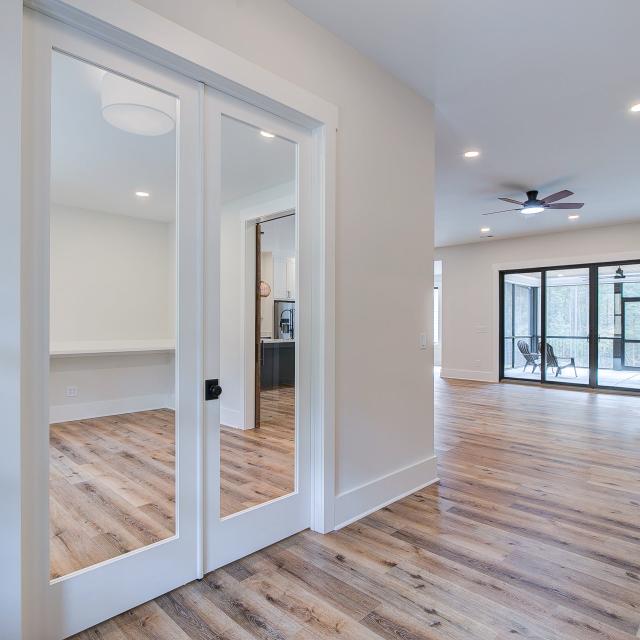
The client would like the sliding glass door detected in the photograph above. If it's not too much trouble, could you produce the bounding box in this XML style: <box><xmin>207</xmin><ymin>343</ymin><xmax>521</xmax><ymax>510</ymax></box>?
<box><xmin>503</xmin><ymin>273</ymin><xmax>541</xmax><ymax>381</ymax></box>
<box><xmin>545</xmin><ymin>267</ymin><xmax>589</xmax><ymax>385</ymax></box>
<box><xmin>597</xmin><ymin>263</ymin><xmax>640</xmax><ymax>390</ymax></box>
<box><xmin>500</xmin><ymin>260</ymin><xmax>640</xmax><ymax>392</ymax></box>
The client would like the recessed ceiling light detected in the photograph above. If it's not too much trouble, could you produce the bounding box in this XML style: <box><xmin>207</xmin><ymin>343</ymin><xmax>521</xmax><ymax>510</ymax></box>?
<box><xmin>464</xmin><ymin>150</ymin><xmax>480</xmax><ymax>158</ymax></box>
<box><xmin>260</xmin><ymin>130</ymin><xmax>275</xmax><ymax>138</ymax></box>
<box><xmin>135</xmin><ymin>191</ymin><xmax>150</xmax><ymax>198</ymax></box>
<box><xmin>630</xmin><ymin>103</ymin><xmax>640</xmax><ymax>113</ymax></box>
<box><xmin>568</xmin><ymin>214</ymin><xmax>580</xmax><ymax>220</ymax></box>
<box><xmin>480</xmin><ymin>227</ymin><xmax>491</xmax><ymax>233</ymax></box>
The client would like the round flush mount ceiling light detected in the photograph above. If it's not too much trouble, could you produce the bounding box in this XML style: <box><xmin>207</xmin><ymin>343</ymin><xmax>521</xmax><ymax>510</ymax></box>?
<box><xmin>480</xmin><ymin>227</ymin><xmax>491</xmax><ymax>233</ymax></box>
<box><xmin>135</xmin><ymin>191</ymin><xmax>150</xmax><ymax>198</ymax></box>
<box><xmin>568</xmin><ymin>214</ymin><xmax>580</xmax><ymax>220</ymax></box>
<box><xmin>102</xmin><ymin>72</ymin><xmax>175</xmax><ymax>136</ymax></box>
<box><xmin>630</xmin><ymin>103</ymin><xmax>640</xmax><ymax>113</ymax></box>
<box><xmin>463</xmin><ymin>150</ymin><xmax>480</xmax><ymax>158</ymax></box>
<box><xmin>260</xmin><ymin>130</ymin><xmax>276</xmax><ymax>139</ymax></box>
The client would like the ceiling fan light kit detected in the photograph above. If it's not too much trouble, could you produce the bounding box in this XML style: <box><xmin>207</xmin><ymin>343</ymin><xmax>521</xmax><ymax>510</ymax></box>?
<box><xmin>482</xmin><ymin>189</ymin><xmax>585</xmax><ymax>217</ymax></box>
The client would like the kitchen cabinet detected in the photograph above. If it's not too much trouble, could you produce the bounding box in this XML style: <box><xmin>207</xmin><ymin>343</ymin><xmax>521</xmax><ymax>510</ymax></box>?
<box><xmin>260</xmin><ymin>340</ymin><xmax>295</xmax><ymax>389</ymax></box>
<box><xmin>273</xmin><ymin>256</ymin><xmax>296</xmax><ymax>300</ymax></box>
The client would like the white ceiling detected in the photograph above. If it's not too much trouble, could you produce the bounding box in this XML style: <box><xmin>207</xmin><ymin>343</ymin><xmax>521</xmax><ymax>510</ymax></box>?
<box><xmin>288</xmin><ymin>0</ymin><xmax>640</xmax><ymax>246</ymax></box>
<box><xmin>51</xmin><ymin>52</ymin><xmax>295</xmax><ymax>222</ymax></box>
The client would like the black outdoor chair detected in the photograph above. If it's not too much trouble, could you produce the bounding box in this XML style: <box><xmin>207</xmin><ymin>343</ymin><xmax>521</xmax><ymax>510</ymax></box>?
<box><xmin>517</xmin><ymin>340</ymin><xmax>540</xmax><ymax>373</ymax></box>
<box><xmin>545</xmin><ymin>343</ymin><xmax>578</xmax><ymax>377</ymax></box>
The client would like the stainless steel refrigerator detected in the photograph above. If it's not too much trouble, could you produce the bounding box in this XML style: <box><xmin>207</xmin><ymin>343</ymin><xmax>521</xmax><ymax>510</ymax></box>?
<box><xmin>274</xmin><ymin>300</ymin><xmax>295</xmax><ymax>340</ymax></box>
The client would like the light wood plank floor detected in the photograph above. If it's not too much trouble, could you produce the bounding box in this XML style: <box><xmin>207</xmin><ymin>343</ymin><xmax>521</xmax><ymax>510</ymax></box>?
<box><xmin>72</xmin><ymin>377</ymin><xmax>640</xmax><ymax>639</ymax></box>
<box><xmin>50</xmin><ymin>387</ymin><xmax>295</xmax><ymax>579</ymax></box>
<box><xmin>50</xmin><ymin>409</ymin><xmax>176</xmax><ymax>580</ymax></box>
<box><xmin>221</xmin><ymin>386</ymin><xmax>295</xmax><ymax>517</ymax></box>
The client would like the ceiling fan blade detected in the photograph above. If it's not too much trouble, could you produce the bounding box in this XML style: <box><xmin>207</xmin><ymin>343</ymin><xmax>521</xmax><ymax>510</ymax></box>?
<box><xmin>540</xmin><ymin>189</ymin><xmax>573</xmax><ymax>204</ymax></box>
<box><xmin>546</xmin><ymin>202</ymin><xmax>584</xmax><ymax>209</ymax></box>
<box><xmin>482</xmin><ymin>208</ymin><xmax>521</xmax><ymax>216</ymax></box>
<box><xmin>498</xmin><ymin>197</ymin><xmax>524</xmax><ymax>205</ymax></box>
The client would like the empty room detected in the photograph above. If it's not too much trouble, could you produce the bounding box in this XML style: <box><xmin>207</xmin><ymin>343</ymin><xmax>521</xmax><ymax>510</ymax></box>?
<box><xmin>2</xmin><ymin>1</ymin><xmax>640</xmax><ymax>639</ymax></box>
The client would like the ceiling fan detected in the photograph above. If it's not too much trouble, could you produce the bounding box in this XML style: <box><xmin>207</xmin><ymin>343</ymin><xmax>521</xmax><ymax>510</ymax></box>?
<box><xmin>482</xmin><ymin>189</ymin><xmax>584</xmax><ymax>216</ymax></box>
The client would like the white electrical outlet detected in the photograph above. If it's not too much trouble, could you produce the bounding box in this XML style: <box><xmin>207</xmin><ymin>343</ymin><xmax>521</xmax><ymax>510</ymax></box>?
<box><xmin>65</xmin><ymin>386</ymin><xmax>78</xmax><ymax>398</ymax></box>
<box><xmin>419</xmin><ymin>333</ymin><xmax>428</xmax><ymax>350</ymax></box>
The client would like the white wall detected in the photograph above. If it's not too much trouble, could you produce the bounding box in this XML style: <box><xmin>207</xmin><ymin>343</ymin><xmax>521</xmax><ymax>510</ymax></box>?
<box><xmin>50</xmin><ymin>352</ymin><xmax>174</xmax><ymax>422</ymax></box>
<box><xmin>435</xmin><ymin>222</ymin><xmax>640</xmax><ymax>381</ymax></box>
<box><xmin>49</xmin><ymin>205</ymin><xmax>176</xmax><ymax>420</ymax></box>
<box><xmin>50</xmin><ymin>205</ymin><xmax>174</xmax><ymax>343</ymax></box>
<box><xmin>134</xmin><ymin>0</ymin><xmax>436</xmax><ymax>523</ymax></box>
<box><xmin>260</xmin><ymin>251</ymin><xmax>275</xmax><ymax>338</ymax></box>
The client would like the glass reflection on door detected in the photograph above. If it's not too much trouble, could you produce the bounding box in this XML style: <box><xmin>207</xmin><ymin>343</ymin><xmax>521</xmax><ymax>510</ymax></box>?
<box><xmin>219</xmin><ymin>116</ymin><xmax>297</xmax><ymax>518</ymax></box>
<box><xmin>545</xmin><ymin>268</ymin><xmax>590</xmax><ymax>385</ymax></box>
<box><xmin>598</xmin><ymin>264</ymin><xmax>640</xmax><ymax>390</ymax></box>
<box><xmin>49</xmin><ymin>52</ymin><xmax>177</xmax><ymax>579</ymax></box>
<box><xmin>503</xmin><ymin>272</ymin><xmax>542</xmax><ymax>380</ymax></box>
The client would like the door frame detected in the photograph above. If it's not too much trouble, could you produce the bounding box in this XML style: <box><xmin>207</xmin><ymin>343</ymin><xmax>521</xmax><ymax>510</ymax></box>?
<box><xmin>13</xmin><ymin>1</ymin><xmax>337</xmax><ymax>638</ymax></box>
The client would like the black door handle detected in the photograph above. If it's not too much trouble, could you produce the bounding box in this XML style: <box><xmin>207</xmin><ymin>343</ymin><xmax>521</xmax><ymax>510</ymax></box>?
<box><xmin>205</xmin><ymin>379</ymin><xmax>222</xmax><ymax>401</ymax></box>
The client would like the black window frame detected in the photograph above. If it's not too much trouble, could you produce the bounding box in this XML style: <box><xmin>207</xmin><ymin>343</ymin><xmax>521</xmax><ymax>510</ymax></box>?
<box><xmin>499</xmin><ymin>258</ymin><xmax>640</xmax><ymax>393</ymax></box>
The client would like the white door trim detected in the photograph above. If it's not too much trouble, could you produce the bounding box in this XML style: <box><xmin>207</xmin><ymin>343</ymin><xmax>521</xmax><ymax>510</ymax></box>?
<box><xmin>11</xmin><ymin>1</ymin><xmax>336</xmax><ymax>637</ymax></box>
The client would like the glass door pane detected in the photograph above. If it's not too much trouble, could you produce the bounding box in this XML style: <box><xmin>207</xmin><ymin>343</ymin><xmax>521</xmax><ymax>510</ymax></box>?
<box><xmin>503</xmin><ymin>272</ymin><xmax>542</xmax><ymax>380</ymax></box>
<box><xmin>598</xmin><ymin>264</ymin><xmax>640</xmax><ymax>389</ymax></box>
<box><xmin>219</xmin><ymin>115</ymin><xmax>297</xmax><ymax>518</ymax></box>
<box><xmin>49</xmin><ymin>51</ymin><xmax>178</xmax><ymax>579</ymax></box>
<box><xmin>545</xmin><ymin>268</ymin><xmax>589</xmax><ymax>385</ymax></box>
<box><xmin>624</xmin><ymin>301</ymin><xmax>640</xmax><ymax>365</ymax></box>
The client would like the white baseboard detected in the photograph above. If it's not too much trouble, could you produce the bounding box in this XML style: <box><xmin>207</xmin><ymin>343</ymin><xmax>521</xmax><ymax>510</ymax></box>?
<box><xmin>334</xmin><ymin>455</ymin><xmax>438</xmax><ymax>530</ymax></box>
<box><xmin>440</xmin><ymin>368</ymin><xmax>497</xmax><ymax>383</ymax></box>
<box><xmin>220</xmin><ymin>406</ymin><xmax>249</xmax><ymax>430</ymax></box>
<box><xmin>50</xmin><ymin>394</ymin><xmax>173</xmax><ymax>423</ymax></box>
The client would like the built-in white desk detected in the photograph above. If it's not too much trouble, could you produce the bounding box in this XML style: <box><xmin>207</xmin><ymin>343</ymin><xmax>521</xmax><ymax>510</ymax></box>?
<box><xmin>50</xmin><ymin>339</ymin><xmax>176</xmax><ymax>357</ymax></box>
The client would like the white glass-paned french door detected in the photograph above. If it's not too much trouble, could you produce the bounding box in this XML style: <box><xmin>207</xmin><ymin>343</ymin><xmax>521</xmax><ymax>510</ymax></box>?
<box><xmin>203</xmin><ymin>87</ymin><xmax>313</xmax><ymax>572</ymax></box>
<box><xmin>24</xmin><ymin>10</ymin><xmax>201</xmax><ymax>639</ymax></box>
